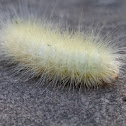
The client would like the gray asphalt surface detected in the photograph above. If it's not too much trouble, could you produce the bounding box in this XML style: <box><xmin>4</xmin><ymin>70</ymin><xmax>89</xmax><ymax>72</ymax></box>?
<box><xmin>0</xmin><ymin>0</ymin><xmax>126</xmax><ymax>126</ymax></box>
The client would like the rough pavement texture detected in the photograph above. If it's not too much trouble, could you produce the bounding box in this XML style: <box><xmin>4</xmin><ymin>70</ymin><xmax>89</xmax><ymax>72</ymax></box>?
<box><xmin>0</xmin><ymin>0</ymin><xmax>126</xmax><ymax>126</ymax></box>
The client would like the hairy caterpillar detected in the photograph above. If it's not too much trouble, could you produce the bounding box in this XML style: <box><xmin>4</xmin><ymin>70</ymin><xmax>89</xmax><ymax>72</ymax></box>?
<box><xmin>0</xmin><ymin>0</ymin><xmax>125</xmax><ymax>90</ymax></box>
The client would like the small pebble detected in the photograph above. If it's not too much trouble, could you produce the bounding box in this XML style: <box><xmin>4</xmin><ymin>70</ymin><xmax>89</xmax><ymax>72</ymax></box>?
<box><xmin>122</xmin><ymin>94</ymin><xmax>126</xmax><ymax>101</ymax></box>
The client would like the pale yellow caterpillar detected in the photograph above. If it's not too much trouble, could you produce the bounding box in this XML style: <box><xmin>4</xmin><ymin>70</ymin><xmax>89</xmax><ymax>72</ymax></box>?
<box><xmin>0</xmin><ymin>0</ymin><xmax>125</xmax><ymax>90</ymax></box>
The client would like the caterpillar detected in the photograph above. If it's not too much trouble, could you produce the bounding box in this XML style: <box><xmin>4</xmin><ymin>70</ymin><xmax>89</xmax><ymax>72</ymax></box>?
<box><xmin>0</xmin><ymin>0</ymin><xmax>125</xmax><ymax>90</ymax></box>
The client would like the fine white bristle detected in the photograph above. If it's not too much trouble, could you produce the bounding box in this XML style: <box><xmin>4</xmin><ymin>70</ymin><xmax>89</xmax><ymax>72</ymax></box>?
<box><xmin>0</xmin><ymin>0</ymin><xmax>125</xmax><ymax>90</ymax></box>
